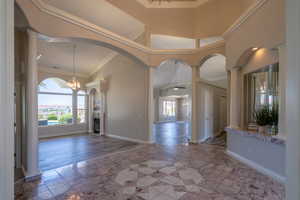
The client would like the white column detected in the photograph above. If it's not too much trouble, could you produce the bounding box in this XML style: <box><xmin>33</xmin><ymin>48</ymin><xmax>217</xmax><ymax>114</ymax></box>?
<box><xmin>191</xmin><ymin>65</ymin><xmax>200</xmax><ymax>143</ymax></box>
<box><xmin>88</xmin><ymin>91</ymin><xmax>94</xmax><ymax>133</ymax></box>
<box><xmin>0</xmin><ymin>0</ymin><xmax>14</xmax><ymax>198</ymax></box>
<box><xmin>229</xmin><ymin>68</ymin><xmax>240</xmax><ymax>128</ymax></box>
<box><xmin>147</xmin><ymin>67</ymin><xmax>154</xmax><ymax>143</ymax></box>
<box><xmin>26</xmin><ymin>30</ymin><xmax>40</xmax><ymax>179</ymax></box>
<box><xmin>227</xmin><ymin>70</ymin><xmax>231</xmax><ymax>126</ymax></box>
<box><xmin>286</xmin><ymin>0</ymin><xmax>300</xmax><ymax>198</ymax></box>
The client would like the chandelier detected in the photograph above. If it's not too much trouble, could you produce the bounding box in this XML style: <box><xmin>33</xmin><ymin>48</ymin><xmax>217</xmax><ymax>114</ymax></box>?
<box><xmin>67</xmin><ymin>44</ymin><xmax>81</xmax><ymax>90</ymax></box>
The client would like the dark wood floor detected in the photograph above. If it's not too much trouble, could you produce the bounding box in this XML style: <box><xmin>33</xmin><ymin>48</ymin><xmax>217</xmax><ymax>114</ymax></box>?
<box><xmin>153</xmin><ymin>121</ymin><xmax>191</xmax><ymax>146</ymax></box>
<box><xmin>39</xmin><ymin>134</ymin><xmax>138</xmax><ymax>171</ymax></box>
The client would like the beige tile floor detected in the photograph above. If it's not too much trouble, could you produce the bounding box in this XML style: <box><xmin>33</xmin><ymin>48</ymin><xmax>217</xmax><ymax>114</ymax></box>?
<box><xmin>15</xmin><ymin>138</ymin><xmax>285</xmax><ymax>200</ymax></box>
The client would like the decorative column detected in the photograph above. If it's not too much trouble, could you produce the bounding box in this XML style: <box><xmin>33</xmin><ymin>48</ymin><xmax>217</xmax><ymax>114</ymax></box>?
<box><xmin>191</xmin><ymin>65</ymin><xmax>200</xmax><ymax>143</ymax></box>
<box><xmin>147</xmin><ymin>67</ymin><xmax>154</xmax><ymax>143</ymax></box>
<box><xmin>229</xmin><ymin>67</ymin><xmax>240</xmax><ymax>128</ymax></box>
<box><xmin>0</xmin><ymin>0</ymin><xmax>14</xmax><ymax>198</ymax></box>
<box><xmin>226</xmin><ymin>70</ymin><xmax>231</xmax><ymax>126</ymax></box>
<box><xmin>26</xmin><ymin>30</ymin><xmax>40</xmax><ymax>179</ymax></box>
<box><xmin>286</xmin><ymin>0</ymin><xmax>300</xmax><ymax>198</ymax></box>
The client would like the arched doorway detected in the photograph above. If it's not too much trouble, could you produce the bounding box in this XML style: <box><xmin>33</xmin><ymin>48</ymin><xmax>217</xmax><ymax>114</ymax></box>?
<box><xmin>198</xmin><ymin>54</ymin><xmax>228</xmax><ymax>146</ymax></box>
<box><xmin>152</xmin><ymin>59</ymin><xmax>192</xmax><ymax>146</ymax></box>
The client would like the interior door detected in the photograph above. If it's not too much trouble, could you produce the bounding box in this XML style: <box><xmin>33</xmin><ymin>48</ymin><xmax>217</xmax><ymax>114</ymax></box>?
<box><xmin>204</xmin><ymin>89</ymin><xmax>213</xmax><ymax>139</ymax></box>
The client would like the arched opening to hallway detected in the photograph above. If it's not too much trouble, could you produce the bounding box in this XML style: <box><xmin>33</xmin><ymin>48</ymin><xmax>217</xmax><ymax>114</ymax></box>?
<box><xmin>198</xmin><ymin>54</ymin><xmax>228</xmax><ymax>146</ymax></box>
<box><xmin>151</xmin><ymin>59</ymin><xmax>192</xmax><ymax>146</ymax></box>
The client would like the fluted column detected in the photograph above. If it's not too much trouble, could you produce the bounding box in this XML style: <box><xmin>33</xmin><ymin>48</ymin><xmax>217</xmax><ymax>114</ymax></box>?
<box><xmin>229</xmin><ymin>68</ymin><xmax>240</xmax><ymax>128</ymax></box>
<box><xmin>191</xmin><ymin>65</ymin><xmax>200</xmax><ymax>143</ymax></box>
<box><xmin>0</xmin><ymin>0</ymin><xmax>14</xmax><ymax>198</ymax></box>
<box><xmin>26</xmin><ymin>30</ymin><xmax>40</xmax><ymax>179</ymax></box>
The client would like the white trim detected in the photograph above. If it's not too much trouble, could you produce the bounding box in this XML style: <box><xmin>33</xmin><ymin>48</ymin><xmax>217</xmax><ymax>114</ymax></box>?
<box><xmin>30</xmin><ymin>0</ymin><xmax>225</xmax><ymax>56</ymax></box>
<box><xmin>38</xmin><ymin>130</ymin><xmax>87</xmax><ymax>139</ymax></box>
<box><xmin>107</xmin><ymin>134</ymin><xmax>153</xmax><ymax>144</ymax></box>
<box><xmin>226</xmin><ymin>150</ymin><xmax>286</xmax><ymax>184</ymax></box>
<box><xmin>223</xmin><ymin>0</ymin><xmax>268</xmax><ymax>38</ymax></box>
<box><xmin>136</xmin><ymin>0</ymin><xmax>209</xmax><ymax>8</ymax></box>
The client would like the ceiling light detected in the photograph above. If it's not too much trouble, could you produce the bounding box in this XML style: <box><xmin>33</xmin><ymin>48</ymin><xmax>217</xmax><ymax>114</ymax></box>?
<box><xmin>173</xmin><ymin>87</ymin><xmax>179</xmax><ymax>91</ymax></box>
<box><xmin>252</xmin><ymin>47</ymin><xmax>259</xmax><ymax>51</ymax></box>
<box><xmin>67</xmin><ymin>45</ymin><xmax>81</xmax><ymax>91</ymax></box>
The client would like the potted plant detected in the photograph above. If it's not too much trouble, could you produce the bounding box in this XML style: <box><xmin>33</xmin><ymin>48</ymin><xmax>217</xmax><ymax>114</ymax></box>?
<box><xmin>254</xmin><ymin>106</ymin><xmax>270</xmax><ymax>134</ymax></box>
<box><xmin>269</xmin><ymin>104</ymin><xmax>279</xmax><ymax>135</ymax></box>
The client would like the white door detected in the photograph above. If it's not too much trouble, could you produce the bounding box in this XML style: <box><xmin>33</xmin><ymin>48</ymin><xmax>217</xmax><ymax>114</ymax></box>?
<box><xmin>204</xmin><ymin>89</ymin><xmax>213</xmax><ymax>139</ymax></box>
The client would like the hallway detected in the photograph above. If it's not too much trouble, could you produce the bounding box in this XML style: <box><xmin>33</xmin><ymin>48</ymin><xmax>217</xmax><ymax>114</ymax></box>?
<box><xmin>153</xmin><ymin>122</ymin><xmax>190</xmax><ymax>146</ymax></box>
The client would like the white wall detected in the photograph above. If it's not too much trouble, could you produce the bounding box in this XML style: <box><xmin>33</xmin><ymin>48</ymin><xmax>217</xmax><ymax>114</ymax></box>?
<box><xmin>90</xmin><ymin>53</ymin><xmax>149</xmax><ymax>142</ymax></box>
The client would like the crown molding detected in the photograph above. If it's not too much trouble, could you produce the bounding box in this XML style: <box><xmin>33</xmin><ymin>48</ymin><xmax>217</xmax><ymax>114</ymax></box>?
<box><xmin>222</xmin><ymin>0</ymin><xmax>269</xmax><ymax>38</ymax></box>
<box><xmin>135</xmin><ymin>0</ymin><xmax>210</xmax><ymax>8</ymax></box>
<box><xmin>30</xmin><ymin>0</ymin><xmax>225</xmax><ymax>56</ymax></box>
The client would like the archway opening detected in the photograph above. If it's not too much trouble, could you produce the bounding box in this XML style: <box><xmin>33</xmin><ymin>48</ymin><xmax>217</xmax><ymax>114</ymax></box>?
<box><xmin>199</xmin><ymin>54</ymin><xmax>228</xmax><ymax>146</ymax></box>
<box><xmin>152</xmin><ymin>59</ymin><xmax>192</xmax><ymax>146</ymax></box>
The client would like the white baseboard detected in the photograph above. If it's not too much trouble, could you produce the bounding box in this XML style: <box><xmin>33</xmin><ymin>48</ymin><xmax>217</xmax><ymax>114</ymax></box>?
<box><xmin>226</xmin><ymin>150</ymin><xmax>286</xmax><ymax>183</ymax></box>
<box><xmin>38</xmin><ymin>131</ymin><xmax>87</xmax><ymax>139</ymax></box>
<box><xmin>107</xmin><ymin>134</ymin><xmax>153</xmax><ymax>144</ymax></box>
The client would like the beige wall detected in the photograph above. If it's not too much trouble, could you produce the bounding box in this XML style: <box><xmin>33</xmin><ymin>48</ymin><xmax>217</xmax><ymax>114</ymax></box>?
<box><xmin>225</xmin><ymin>0</ymin><xmax>285</xmax><ymax>69</ymax></box>
<box><xmin>90</xmin><ymin>54</ymin><xmax>149</xmax><ymax>142</ymax></box>
<box><xmin>109</xmin><ymin>0</ymin><xmax>255</xmax><ymax>39</ymax></box>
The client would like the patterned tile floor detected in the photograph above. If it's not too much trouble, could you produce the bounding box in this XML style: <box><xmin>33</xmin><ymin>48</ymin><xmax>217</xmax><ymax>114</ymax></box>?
<box><xmin>15</xmin><ymin>142</ymin><xmax>285</xmax><ymax>200</ymax></box>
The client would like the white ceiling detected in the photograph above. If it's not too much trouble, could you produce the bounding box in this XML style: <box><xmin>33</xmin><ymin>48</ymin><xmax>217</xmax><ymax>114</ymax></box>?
<box><xmin>37</xmin><ymin>39</ymin><xmax>115</xmax><ymax>77</ymax></box>
<box><xmin>43</xmin><ymin>0</ymin><xmax>145</xmax><ymax>39</ymax></box>
<box><xmin>200</xmin><ymin>55</ymin><xmax>227</xmax><ymax>81</ymax></box>
<box><xmin>151</xmin><ymin>35</ymin><xmax>195</xmax><ymax>49</ymax></box>
<box><xmin>39</xmin><ymin>0</ymin><xmax>146</xmax><ymax>77</ymax></box>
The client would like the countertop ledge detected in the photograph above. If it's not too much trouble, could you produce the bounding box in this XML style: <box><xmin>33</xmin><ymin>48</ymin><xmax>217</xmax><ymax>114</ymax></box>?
<box><xmin>225</xmin><ymin>127</ymin><xmax>286</xmax><ymax>146</ymax></box>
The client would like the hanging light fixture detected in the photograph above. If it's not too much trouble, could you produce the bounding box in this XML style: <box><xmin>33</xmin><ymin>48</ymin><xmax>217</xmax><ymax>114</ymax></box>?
<box><xmin>67</xmin><ymin>44</ymin><xmax>81</xmax><ymax>90</ymax></box>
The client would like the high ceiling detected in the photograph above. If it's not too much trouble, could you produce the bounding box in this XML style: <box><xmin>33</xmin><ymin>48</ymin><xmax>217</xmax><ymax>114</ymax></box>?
<box><xmin>43</xmin><ymin>0</ymin><xmax>145</xmax><ymax>40</ymax></box>
<box><xmin>37</xmin><ymin>39</ymin><xmax>115</xmax><ymax>77</ymax></box>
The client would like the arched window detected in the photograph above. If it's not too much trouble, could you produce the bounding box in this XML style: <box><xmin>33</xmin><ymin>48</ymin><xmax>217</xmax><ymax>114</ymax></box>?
<box><xmin>38</xmin><ymin>78</ymin><xmax>73</xmax><ymax>126</ymax></box>
<box><xmin>77</xmin><ymin>90</ymin><xmax>87</xmax><ymax>123</ymax></box>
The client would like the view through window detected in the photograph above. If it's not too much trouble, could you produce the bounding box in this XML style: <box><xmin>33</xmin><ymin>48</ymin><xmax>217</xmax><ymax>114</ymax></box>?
<box><xmin>38</xmin><ymin>78</ymin><xmax>87</xmax><ymax>126</ymax></box>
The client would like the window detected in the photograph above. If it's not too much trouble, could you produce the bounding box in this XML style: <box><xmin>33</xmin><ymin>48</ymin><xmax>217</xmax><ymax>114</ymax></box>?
<box><xmin>77</xmin><ymin>90</ymin><xmax>87</xmax><ymax>123</ymax></box>
<box><xmin>163</xmin><ymin>100</ymin><xmax>176</xmax><ymax>117</ymax></box>
<box><xmin>38</xmin><ymin>78</ymin><xmax>73</xmax><ymax>126</ymax></box>
<box><xmin>244</xmin><ymin>63</ymin><xmax>279</xmax><ymax>127</ymax></box>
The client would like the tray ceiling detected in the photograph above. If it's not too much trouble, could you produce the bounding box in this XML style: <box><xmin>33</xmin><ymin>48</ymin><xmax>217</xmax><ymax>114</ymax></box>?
<box><xmin>136</xmin><ymin>0</ymin><xmax>210</xmax><ymax>8</ymax></box>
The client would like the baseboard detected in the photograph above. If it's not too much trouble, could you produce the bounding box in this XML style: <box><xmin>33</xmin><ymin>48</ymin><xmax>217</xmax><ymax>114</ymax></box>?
<box><xmin>106</xmin><ymin>134</ymin><xmax>153</xmax><ymax>144</ymax></box>
<box><xmin>226</xmin><ymin>150</ymin><xmax>286</xmax><ymax>183</ymax></box>
<box><xmin>38</xmin><ymin>131</ymin><xmax>87</xmax><ymax>139</ymax></box>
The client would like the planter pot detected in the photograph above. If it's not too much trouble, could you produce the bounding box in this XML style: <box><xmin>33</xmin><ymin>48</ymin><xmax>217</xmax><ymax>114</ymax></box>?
<box><xmin>258</xmin><ymin>126</ymin><xmax>267</xmax><ymax>134</ymax></box>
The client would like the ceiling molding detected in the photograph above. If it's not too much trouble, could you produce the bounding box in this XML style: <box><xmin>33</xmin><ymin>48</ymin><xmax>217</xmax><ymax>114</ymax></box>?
<box><xmin>223</xmin><ymin>0</ymin><xmax>268</xmax><ymax>38</ymax></box>
<box><xmin>30</xmin><ymin>0</ymin><xmax>225</xmax><ymax>56</ymax></box>
<box><xmin>135</xmin><ymin>0</ymin><xmax>210</xmax><ymax>8</ymax></box>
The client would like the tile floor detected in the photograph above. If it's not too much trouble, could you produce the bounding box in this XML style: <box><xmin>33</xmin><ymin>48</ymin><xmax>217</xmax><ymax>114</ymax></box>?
<box><xmin>15</xmin><ymin>142</ymin><xmax>285</xmax><ymax>200</ymax></box>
